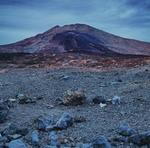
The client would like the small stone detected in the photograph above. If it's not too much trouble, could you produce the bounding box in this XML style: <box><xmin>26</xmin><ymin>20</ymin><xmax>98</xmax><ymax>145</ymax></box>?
<box><xmin>82</xmin><ymin>143</ymin><xmax>91</xmax><ymax>148</ymax></box>
<box><xmin>3</xmin><ymin>100</ymin><xmax>14</xmax><ymax>108</ymax></box>
<box><xmin>62</xmin><ymin>90</ymin><xmax>86</xmax><ymax>106</ymax></box>
<box><xmin>0</xmin><ymin>101</ymin><xmax>9</xmax><ymax>123</ymax></box>
<box><xmin>128</xmin><ymin>134</ymin><xmax>141</xmax><ymax>145</ymax></box>
<box><xmin>76</xmin><ymin>142</ymin><xmax>84</xmax><ymax>148</ymax></box>
<box><xmin>112</xmin><ymin>96</ymin><xmax>121</xmax><ymax>105</ymax></box>
<box><xmin>6</xmin><ymin>139</ymin><xmax>27</xmax><ymax>148</ymax></box>
<box><xmin>140</xmin><ymin>131</ymin><xmax>150</xmax><ymax>145</ymax></box>
<box><xmin>92</xmin><ymin>96</ymin><xmax>106</xmax><ymax>104</ymax></box>
<box><xmin>91</xmin><ymin>135</ymin><xmax>111</xmax><ymax>148</ymax></box>
<box><xmin>19</xmin><ymin>97</ymin><xmax>35</xmax><ymax>104</ymax></box>
<box><xmin>36</xmin><ymin>116</ymin><xmax>55</xmax><ymax>131</ymax></box>
<box><xmin>16</xmin><ymin>94</ymin><xmax>24</xmax><ymax>99</ymax></box>
<box><xmin>36</xmin><ymin>96</ymin><xmax>44</xmax><ymax>100</ymax></box>
<box><xmin>40</xmin><ymin>145</ymin><xmax>51</xmax><ymax>148</ymax></box>
<box><xmin>117</xmin><ymin>79</ymin><xmax>122</xmax><ymax>82</ymax></box>
<box><xmin>74</xmin><ymin>116</ymin><xmax>86</xmax><ymax>123</ymax></box>
<box><xmin>49</xmin><ymin>132</ymin><xmax>60</xmax><ymax>147</ymax></box>
<box><xmin>56</xmin><ymin>113</ymin><xmax>73</xmax><ymax>129</ymax></box>
<box><xmin>31</xmin><ymin>130</ymin><xmax>39</xmax><ymax>146</ymax></box>
<box><xmin>45</xmin><ymin>104</ymin><xmax>54</xmax><ymax>109</ymax></box>
<box><xmin>46</xmin><ymin>125</ymin><xmax>55</xmax><ymax>132</ymax></box>
<box><xmin>60</xmin><ymin>75</ymin><xmax>71</xmax><ymax>80</ymax></box>
<box><xmin>111</xmin><ymin>135</ymin><xmax>127</xmax><ymax>142</ymax></box>
<box><xmin>8</xmin><ymin>99</ymin><xmax>17</xmax><ymax>103</ymax></box>
<box><xmin>55</xmin><ymin>98</ymin><xmax>63</xmax><ymax>105</ymax></box>
<box><xmin>36</xmin><ymin>117</ymin><xmax>49</xmax><ymax>131</ymax></box>
<box><xmin>7</xmin><ymin>134</ymin><xmax>22</xmax><ymax>140</ymax></box>
<box><xmin>119</xmin><ymin>123</ymin><xmax>137</xmax><ymax>137</ymax></box>
<box><xmin>100</xmin><ymin>103</ymin><xmax>107</xmax><ymax>108</ymax></box>
<box><xmin>17</xmin><ymin>93</ymin><xmax>35</xmax><ymax>104</ymax></box>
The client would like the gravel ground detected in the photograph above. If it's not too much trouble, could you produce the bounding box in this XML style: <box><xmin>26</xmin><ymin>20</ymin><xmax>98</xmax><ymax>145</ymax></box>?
<box><xmin>0</xmin><ymin>65</ymin><xmax>150</xmax><ymax>147</ymax></box>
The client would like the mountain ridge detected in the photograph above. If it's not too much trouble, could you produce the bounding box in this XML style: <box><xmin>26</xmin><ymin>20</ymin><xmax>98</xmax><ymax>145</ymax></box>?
<box><xmin>0</xmin><ymin>24</ymin><xmax>150</xmax><ymax>56</ymax></box>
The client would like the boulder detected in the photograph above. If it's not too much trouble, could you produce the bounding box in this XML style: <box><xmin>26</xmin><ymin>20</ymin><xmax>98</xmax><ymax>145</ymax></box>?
<box><xmin>36</xmin><ymin>116</ymin><xmax>55</xmax><ymax>131</ymax></box>
<box><xmin>7</xmin><ymin>134</ymin><xmax>22</xmax><ymax>141</ymax></box>
<box><xmin>118</xmin><ymin>123</ymin><xmax>137</xmax><ymax>137</ymax></box>
<box><xmin>62</xmin><ymin>90</ymin><xmax>86</xmax><ymax>106</ymax></box>
<box><xmin>2</xmin><ymin>123</ymin><xmax>29</xmax><ymax>137</ymax></box>
<box><xmin>6</xmin><ymin>139</ymin><xmax>27</xmax><ymax>148</ymax></box>
<box><xmin>56</xmin><ymin>113</ymin><xmax>73</xmax><ymax>129</ymax></box>
<box><xmin>91</xmin><ymin>135</ymin><xmax>111</xmax><ymax>148</ymax></box>
<box><xmin>112</xmin><ymin>96</ymin><xmax>121</xmax><ymax>105</ymax></box>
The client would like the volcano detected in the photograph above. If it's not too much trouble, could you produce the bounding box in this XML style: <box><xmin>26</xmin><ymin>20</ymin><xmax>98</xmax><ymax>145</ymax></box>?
<box><xmin>0</xmin><ymin>24</ymin><xmax>150</xmax><ymax>56</ymax></box>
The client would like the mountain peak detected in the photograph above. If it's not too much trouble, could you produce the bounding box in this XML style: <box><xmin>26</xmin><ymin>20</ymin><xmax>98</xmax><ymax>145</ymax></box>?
<box><xmin>0</xmin><ymin>24</ymin><xmax>150</xmax><ymax>56</ymax></box>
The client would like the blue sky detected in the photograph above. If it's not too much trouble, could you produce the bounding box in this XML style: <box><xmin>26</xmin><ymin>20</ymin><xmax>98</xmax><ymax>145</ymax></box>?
<box><xmin>0</xmin><ymin>0</ymin><xmax>150</xmax><ymax>45</ymax></box>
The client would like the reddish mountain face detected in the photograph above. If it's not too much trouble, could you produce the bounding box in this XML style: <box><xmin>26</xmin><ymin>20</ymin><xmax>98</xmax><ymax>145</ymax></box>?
<box><xmin>0</xmin><ymin>24</ymin><xmax>150</xmax><ymax>56</ymax></box>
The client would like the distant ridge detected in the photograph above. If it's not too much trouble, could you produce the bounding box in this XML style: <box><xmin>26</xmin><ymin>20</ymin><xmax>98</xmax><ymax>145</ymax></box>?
<box><xmin>0</xmin><ymin>24</ymin><xmax>150</xmax><ymax>56</ymax></box>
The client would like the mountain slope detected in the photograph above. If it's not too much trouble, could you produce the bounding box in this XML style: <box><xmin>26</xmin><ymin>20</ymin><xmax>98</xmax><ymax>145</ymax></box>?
<box><xmin>0</xmin><ymin>24</ymin><xmax>150</xmax><ymax>56</ymax></box>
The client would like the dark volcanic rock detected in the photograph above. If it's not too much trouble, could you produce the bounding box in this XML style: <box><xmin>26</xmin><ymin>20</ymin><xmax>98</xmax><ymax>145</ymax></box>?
<box><xmin>0</xmin><ymin>101</ymin><xmax>9</xmax><ymax>123</ymax></box>
<box><xmin>110</xmin><ymin>135</ymin><xmax>127</xmax><ymax>143</ymax></box>
<box><xmin>6</xmin><ymin>139</ymin><xmax>27</xmax><ymax>148</ymax></box>
<box><xmin>17</xmin><ymin>94</ymin><xmax>35</xmax><ymax>104</ymax></box>
<box><xmin>128</xmin><ymin>134</ymin><xmax>141</xmax><ymax>146</ymax></box>
<box><xmin>62</xmin><ymin>90</ymin><xmax>86</xmax><ymax>106</ymax></box>
<box><xmin>2</xmin><ymin>123</ymin><xmax>29</xmax><ymax>137</ymax></box>
<box><xmin>31</xmin><ymin>130</ymin><xmax>39</xmax><ymax>146</ymax></box>
<box><xmin>56</xmin><ymin>113</ymin><xmax>73</xmax><ymax>129</ymax></box>
<box><xmin>118</xmin><ymin>123</ymin><xmax>137</xmax><ymax>137</ymax></box>
<box><xmin>52</xmin><ymin>31</ymin><xmax>112</xmax><ymax>54</ymax></box>
<box><xmin>7</xmin><ymin>134</ymin><xmax>22</xmax><ymax>141</ymax></box>
<box><xmin>92</xmin><ymin>96</ymin><xmax>106</xmax><ymax>104</ymax></box>
<box><xmin>74</xmin><ymin>116</ymin><xmax>86</xmax><ymax>123</ymax></box>
<box><xmin>128</xmin><ymin>131</ymin><xmax>150</xmax><ymax>146</ymax></box>
<box><xmin>49</xmin><ymin>131</ymin><xmax>60</xmax><ymax>147</ymax></box>
<box><xmin>91</xmin><ymin>135</ymin><xmax>111</xmax><ymax>148</ymax></box>
<box><xmin>36</xmin><ymin>116</ymin><xmax>55</xmax><ymax>131</ymax></box>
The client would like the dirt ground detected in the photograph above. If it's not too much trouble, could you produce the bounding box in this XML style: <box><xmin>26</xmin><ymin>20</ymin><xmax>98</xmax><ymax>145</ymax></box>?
<box><xmin>0</xmin><ymin>59</ymin><xmax>150</xmax><ymax>147</ymax></box>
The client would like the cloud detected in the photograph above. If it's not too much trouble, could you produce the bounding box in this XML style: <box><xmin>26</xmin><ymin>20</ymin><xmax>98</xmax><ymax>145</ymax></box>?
<box><xmin>0</xmin><ymin>0</ymin><xmax>150</xmax><ymax>44</ymax></box>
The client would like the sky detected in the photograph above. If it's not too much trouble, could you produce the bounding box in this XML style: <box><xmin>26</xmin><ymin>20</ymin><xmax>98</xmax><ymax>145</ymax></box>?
<box><xmin>0</xmin><ymin>0</ymin><xmax>150</xmax><ymax>45</ymax></box>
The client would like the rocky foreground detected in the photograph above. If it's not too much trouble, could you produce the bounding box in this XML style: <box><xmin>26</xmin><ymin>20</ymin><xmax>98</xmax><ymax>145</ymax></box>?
<box><xmin>0</xmin><ymin>64</ymin><xmax>150</xmax><ymax>148</ymax></box>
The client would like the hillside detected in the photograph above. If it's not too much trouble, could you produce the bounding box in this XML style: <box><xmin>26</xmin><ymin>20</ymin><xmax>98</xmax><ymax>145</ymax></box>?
<box><xmin>0</xmin><ymin>24</ymin><xmax>150</xmax><ymax>56</ymax></box>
